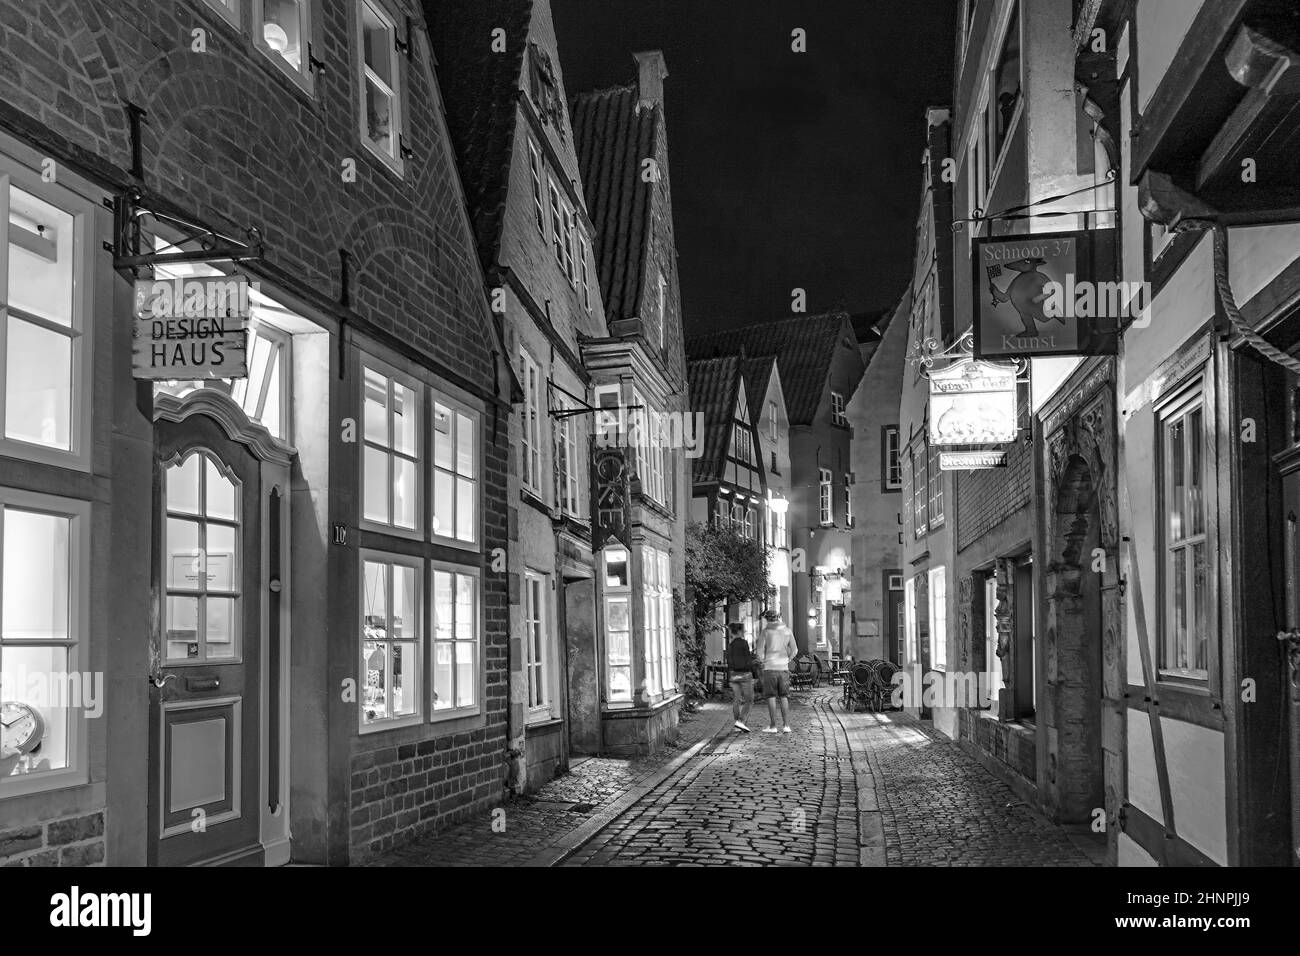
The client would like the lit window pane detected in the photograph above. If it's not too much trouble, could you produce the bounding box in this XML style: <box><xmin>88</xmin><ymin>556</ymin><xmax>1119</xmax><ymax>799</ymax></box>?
<box><xmin>363</xmin><ymin>447</ymin><xmax>388</xmax><ymax>524</ymax></box>
<box><xmin>261</xmin><ymin>0</ymin><xmax>304</xmax><ymax>70</ymax></box>
<box><xmin>206</xmin><ymin>524</ymin><xmax>237</xmax><ymax>592</ymax></box>
<box><xmin>455</xmin><ymin>574</ymin><xmax>474</xmax><ymax>640</ymax></box>
<box><xmin>362</xmin><ymin>4</ymin><xmax>393</xmax><ymax>78</ymax></box>
<box><xmin>2</xmin><ymin>645</ymin><xmax>70</xmax><ymax>773</ymax></box>
<box><xmin>167</xmin><ymin>454</ymin><xmax>201</xmax><ymax>515</ymax></box>
<box><xmin>392</xmin><ymin>642</ymin><xmax>416</xmax><ymax>716</ymax></box>
<box><xmin>1172</xmin><ymin>547</ymin><xmax>1187</xmax><ymax>667</ymax></box>
<box><xmin>5</xmin><ymin>317</ymin><xmax>71</xmax><ymax>450</ymax></box>
<box><xmin>166</xmin><ymin>595</ymin><xmax>200</xmax><ymax>659</ymax></box>
<box><xmin>432</xmin><ymin>641</ymin><xmax>453</xmax><ymax>710</ymax></box>
<box><xmin>362</xmin><ymin>641</ymin><xmax>388</xmax><ymax>722</ymax></box>
<box><xmin>433</xmin><ymin>403</ymin><xmax>453</xmax><ymax>470</ymax></box>
<box><xmin>609</xmin><ymin>666</ymin><xmax>631</xmax><ymax>701</ymax></box>
<box><xmin>261</xmin><ymin>352</ymin><xmax>282</xmax><ymax>439</ymax></box>
<box><xmin>433</xmin><ymin>470</ymin><xmax>454</xmax><ymax>539</ymax></box>
<box><xmin>456</xmin><ymin>413</ymin><xmax>475</xmax><ymax>477</ymax></box>
<box><xmin>1168</xmin><ymin>419</ymin><xmax>1185</xmax><ymax>542</ymax></box>
<box><xmin>7</xmin><ymin>186</ymin><xmax>73</xmax><ymax>327</ymax></box>
<box><xmin>206</xmin><ymin>597</ymin><xmax>235</xmax><ymax>657</ymax></box>
<box><xmin>456</xmin><ymin>477</ymin><xmax>474</xmax><ymax>542</ymax></box>
<box><xmin>393</xmin><ymin>456</ymin><xmax>416</xmax><ymax>530</ymax></box>
<box><xmin>455</xmin><ymin>641</ymin><xmax>475</xmax><ymax>707</ymax></box>
<box><xmin>365</xmin><ymin>80</ymin><xmax>396</xmax><ymax>156</ymax></box>
<box><xmin>206</xmin><ymin>458</ymin><xmax>237</xmax><ymax>521</ymax></box>
<box><xmin>433</xmin><ymin>571</ymin><xmax>452</xmax><ymax>637</ymax></box>
<box><xmin>363</xmin><ymin>368</ymin><xmax>387</xmax><ymax>445</ymax></box>
<box><xmin>393</xmin><ymin>383</ymin><xmax>417</xmax><ymax>456</ymax></box>
<box><xmin>392</xmin><ymin>564</ymin><xmax>416</xmax><ymax>640</ymax></box>
<box><xmin>165</xmin><ymin>518</ymin><xmax>202</xmax><ymax>589</ymax></box>
<box><xmin>362</xmin><ymin>561</ymin><xmax>387</xmax><ymax>631</ymax></box>
<box><xmin>2</xmin><ymin>508</ymin><xmax>70</xmax><ymax>641</ymax></box>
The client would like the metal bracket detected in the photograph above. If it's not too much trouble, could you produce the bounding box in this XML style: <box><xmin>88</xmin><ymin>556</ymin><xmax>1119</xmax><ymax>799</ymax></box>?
<box><xmin>111</xmin><ymin>187</ymin><xmax>264</xmax><ymax>274</ymax></box>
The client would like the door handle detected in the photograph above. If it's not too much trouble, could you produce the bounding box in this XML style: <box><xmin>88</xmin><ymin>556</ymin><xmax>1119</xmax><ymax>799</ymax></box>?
<box><xmin>149</xmin><ymin>673</ymin><xmax>177</xmax><ymax>689</ymax></box>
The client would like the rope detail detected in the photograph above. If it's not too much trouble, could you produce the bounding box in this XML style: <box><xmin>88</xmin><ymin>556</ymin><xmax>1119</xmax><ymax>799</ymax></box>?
<box><xmin>1213</xmin><ymin>226</ymin><xmax>1300</xmax><ymax>375</ymax></box>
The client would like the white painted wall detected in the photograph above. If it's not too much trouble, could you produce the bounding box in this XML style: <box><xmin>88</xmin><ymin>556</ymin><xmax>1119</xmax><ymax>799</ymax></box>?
<box><xmin>1137</xmin><ymin>0</ymin><xmax>1205</xmax><ymax>110</ymax></box>
<box><xmin>1229</xmin><ymin>224</ymin><xmax>1300</xmax><ymax>307</ymax></box>
<box><xmin>1162</xmin><ymin>717</ymin><xmax>1228</xmax><ymax>864</ymax></box>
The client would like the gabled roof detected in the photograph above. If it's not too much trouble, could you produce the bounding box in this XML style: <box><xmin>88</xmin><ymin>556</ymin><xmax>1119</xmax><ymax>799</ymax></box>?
<box><xmin>686</xmin><ymin>354</ymin><xmax>742</xmax><ymax>485</ymax></box>
<box><xmin>423</xmin><ymin>0</ymin><xmax>533</xmax><ymax>271</ymax></box>
<box><xmin>740</xmin><ymin>355</ymin><xmax>777</xmax><ymax>424</ymax></box>
<box><xmin>571</xmin><ymin>84</ymin><xmax>657</xmax><ymax>323</ymax></box>
<box><xmin>686</xmin><ymin>312</ymin><xmax>861</xmax><ymax>426</ymax></box>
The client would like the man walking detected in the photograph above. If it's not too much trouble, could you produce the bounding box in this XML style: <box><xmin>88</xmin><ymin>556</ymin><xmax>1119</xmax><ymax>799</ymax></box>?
<box><xmin>725</xmin><ymin>622</ymin><xmax>756</xmax><ymax>733</ymax></box>
<box><xmin>754</xmin><ymin>609</ymin><xmax>798</xmax><ymax>733</ymax></box>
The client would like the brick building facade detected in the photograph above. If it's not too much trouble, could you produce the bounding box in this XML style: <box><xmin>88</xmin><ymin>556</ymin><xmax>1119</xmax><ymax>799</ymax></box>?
<box><xmin>0</xmin><ymin>0</ymin><xmax>512</xmax><ymax>866</ymax></box>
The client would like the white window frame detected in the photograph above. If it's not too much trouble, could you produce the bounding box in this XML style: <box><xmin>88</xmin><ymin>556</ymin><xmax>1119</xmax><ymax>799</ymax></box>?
<box><xmin>831</xmin><ymin>391</ymin><xmax>847</xmax><ymax>426</ymax></box>
<box><xmin>356</xmin><ymin>0</ymin><xmax>404</xmax><ymax>175</ymax></box>
<box><xmin>553</xmin><ymin>398</ymin><xmax>583</xmax><ymax>519</ymax></box>
<box><xmin>202</xmin><ymin>0</ymin><xmax>241</xmax><ymax>28</ymax></box>
<box><xmin>519</xmin><ymin>347</ymin><xmax>543</xmax><ymax>498</ymax></box>
<box><xmin>884</xmin><ymin>425</ymin><xmax>902</xmax><ymax>490</ymax></box>
<box><xmin>524</xmin><ymin>570</ymin><xmax>553</xmax><ymax>720</ymax></box>
<box><xmin>579</xmin><ymin>232</ymin><xmax>593</xmax><ymax>311</ymax></box>
<box><xmin>359</xmin><ymin>549</ymin><xmax>424</xmax><ymax>733</ymax></box>
<box><xmin>903</xmin><ymin>576</ymin><xmax>918</xmax><ymax>666</ymax></box>
<box><xmin>548</xmin><ymin>180</ymin><xmax>564</xmax><ymax>269</ymax></box>
<box><xmin>528</xmin><ymin>140</ymin><xmax>547</xmax><ymax>237</ymax></box>
<box><xmin>819</xmin><ymin>468</ymin><xmax>833</xmax><ymax>525</ymax></box>
<box><xmin>986</xmin><ymin>0</ymin><xmax>1023</xmax><ymax>189</ymax></box>
<box><xmin>768</xmin><ymin>400</ymin><xmax>778</xmax><ymax>443</ymax></box>
<box><xmin>657</xmin><ymin>272</ymin><xmax>667</xmax><ymax>348</ymax></box>
<box><xmin>0</xmin><ymin>488</ymin><xmax>90</xmax><ymax>799</ymax></box>
<box><xmin>562</xmin><ymin>203</ymin><xmax>576</xmax><ymax>286</ymax></box>
<box><xmin>252</xmin><ymin>0</ymin><xmax>315</xmax><ymax>95</ymax></box>
<box><xmin>0</xmin><ymin>163</ymin><xmax>95</xmax><ymax>473</ymax></box>
<box><xmin>929</xmin><ymin>566</ymin><xmax>947</xmax><ymax>671</ymax></box>
<box><xmin>604</xmin><ymin>548</ymin><xmax>633</xmax><ymax>703</ymax></box>
<box><xmin>657</xmin><ymin>549</ymin><xmax>675</xmax><ymax>694</ymax></box>
<box><xmin>430</xmin><ymin>561</ymin><xmax>482</xmax><ymax>721</ymax></box>
<box><xmin>431</xmin><ymin>391</ymin><xmax>480</xmax><ymax>549</ymax></box>
<box><xmin>1158</xmin><ymin>379</ymin><xmax>1209</xmax><ymax>682</ymax></box>
<box><xmin>844</xmin><ymin>473</ymin><xmax>854</xmax><ymax>527</ymax></box>
<box><xmin>359</xmin><ymin>357</ymin><xmax>422</xmax><ymax>539</ymax></box>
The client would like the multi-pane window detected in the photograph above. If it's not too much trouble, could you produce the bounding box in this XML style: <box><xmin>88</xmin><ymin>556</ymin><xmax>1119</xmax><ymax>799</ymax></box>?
<box><xmin>524</xmin><ymin>571</ymin><xmax>550</xmax><ymax>717</ymax></box>
<box><xmin>361</xmin><ymin>555</ymin><xmax>420</xmax><ymax>726</ymax></box>
<box><xmin>743</xmin><ymin>507</ymin><xmax>756</xmax><ymax>540</ymax></box>
<box><xmin>819</xmin><ymin>468</ymin><xmax>833</xmax><ymax>525</ymax></box>
<box><xmin>519</xmin><ymin>348</ymin><xmax>543</xmax><ymax>496</ymax></box>
<box><xmin>553</xmin><ymin>403</ymin><xmax>583</xmax><ymax>518</ymax></box>
<box><xmin>1160</xmin><ymin>386</ymin><xmax>1207</xmax><ymax>680</ymax></box>
<box><xmin>657</xmin><ymin>272</ymin><xmax>667</xmax><ymax>348</ymax></box>
<box><xmin>774</xmin><ymin>507</ymin><xmax>786</xmax><ymax>550</ymax></box>
<box><xmin>578</xmin><ymin>233</ymin><xmax>592</xmax><ymax>310</ymax></box>
<box><xmin>528</xmin><ymin>141</ymin><xmax>546</xmax><ymax>236</ymax></box>
<box><xmin>164</xmin><ymin>451</ymin><xmax>242</xmax><ymax>664</ymax></box>
<box><xmin>928</xmin><ymin>443</ymin><xmax>944</xmax><ymax>528</ymax></box>
<box><xmin>929</xmin><ymin>566</ymin><xmax>947</xmax><ymax>671</ymax></box>
<box><xmin>904</xmin><ymin>576</ymin><xmax>918</xmax><ymax>665</ymax></box>
<box><xmin>432</xmin><ymin>398</ymin><xmax>477</xmax><ymax>544</ymax></box>
<box><xmin>831</xmin><ymin>391</ymin><xmax>847</xmax><ymax>427</ymax></box>
<box><xmin>362</xmin><ymin>364</ymin><xmax>419</xmax><ymax>532</ymax></box>
<box><xmin>734</xmin><ymin>420</ymin><xmax>752</xmax><ymax>464</ymax></box>
<box><xmin>968</xmin><ymin>97</ymin><xmax>989</xmax><ymax>218</ymax></box>
<box><xmin>2</xmin><ymin>177</ymin><xmax>87</xmax><ymax>466</ymax></box>
<box><xmin>432</xmin><ymin>566</ymin><xmax>478</xmax><ymax>713</ymax></box>
<box><xmin>883</xmin><ymin>425</ymin><xmax>902</xmax><ymax>490</ymax></box>
<box><xmin>548</xmin><ymin>183</ymin><xmax>564</xmax><ymax>267</ymax></box>
<box><xmin>256</xmin><ymin>0</ymin><xmax>312</xmax><ymax>86</ymax></box>
<box><xmin>604</xmin><ymin>548</ymin><xmax>632</xmax><ymax>702</ymax></box>
<box><xmin>631</xmin><ymin>390</ymin><xmax>665</xmax><ymax>505</ymax></box>
<box><xmin>911</xmin><ymin>446</ymin><xmax>926</xmax><ymax>537</ymax></box>
<box><xmin>768</xmin><ymin>401</ymin><xmax>778</xmax><ymax>443</ymax></box>
<box><xmin>844</xmin><ymin>473</ymin><xmax>854</xmax><ymax>527</ymax></box>
<box><xmin>642</xmin><ymin>547</ymin><xmax>675</xmax><ymax>698</ymax></box>
<box><xmin>990</xmin><ymin>1</ymin><xmax>1022</xmax><ymax>164</ymax></box>
<box><xmin>562</xmin><ymin>205</ymin><xmax>576</xmax><ymax>285</ymax></box>
<box><xmin>358</xmin><ymin>0</ymin><xmax>402</xmax><ymax>166</ymax></box>
<box><xmin>0</xmin><ymin>489</ymin><xmax>88</xmax><ymax>794</ymax></box>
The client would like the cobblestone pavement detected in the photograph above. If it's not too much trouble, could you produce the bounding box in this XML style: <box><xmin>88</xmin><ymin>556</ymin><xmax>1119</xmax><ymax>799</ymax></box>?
<box><xmin>368</xmin><ymin>701</ymin><xmax>733</xmax><ymax>867</ymax></box>
<box><xmin>371</xmin><ymin>690</ymin><xmax>1102</xmax><ymax>867</ymax></box>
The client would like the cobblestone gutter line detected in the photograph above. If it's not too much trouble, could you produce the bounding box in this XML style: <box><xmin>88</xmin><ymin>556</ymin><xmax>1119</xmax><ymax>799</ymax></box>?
<box><xmin>825</xmin><ymin>695</ymin><xmax>886</xmax><ymax>866</ymax></box>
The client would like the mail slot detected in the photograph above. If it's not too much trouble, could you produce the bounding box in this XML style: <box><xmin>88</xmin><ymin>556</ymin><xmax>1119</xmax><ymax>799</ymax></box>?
<box><xmin>185</xmin><ymin>676</ymin><xmax>221</xmax><ymax>692</ymax></box>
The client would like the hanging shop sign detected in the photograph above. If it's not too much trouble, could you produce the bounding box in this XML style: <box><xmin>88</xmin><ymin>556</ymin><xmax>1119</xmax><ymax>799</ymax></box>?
<box><xmin>928</xmin><ymin>358</ymin><xmax>1018</xmax><ymax>446</ymax></box>
<box><xmin>972</xmin><ymin>230</ymin><xmax>1118</xmax><ymax>358</ymax></box>
<box><xmin>131</xmin><ymin>276</ymin><xmax>250</xmax><ymax>380</ymax></box>
<box><xmin>940</xmin><ymin>451</ymin><xmax>1008</xmax><ymax>471</ymax></box>
<box><xmin>591</xmin><ymin>445</ymin><xmax>632</xmax><ymax>550</ymax></box>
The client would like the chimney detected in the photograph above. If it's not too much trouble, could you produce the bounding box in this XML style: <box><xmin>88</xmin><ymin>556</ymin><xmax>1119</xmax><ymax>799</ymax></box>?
<box><xmin>633</xmin><ymin>50</ymin><xmax>668</xmax><ymax>109</ymax></box>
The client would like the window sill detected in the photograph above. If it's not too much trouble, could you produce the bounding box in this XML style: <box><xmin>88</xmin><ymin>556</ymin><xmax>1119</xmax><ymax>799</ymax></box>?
<box><xmin>519</xmin><ymin>488</ymin><xmax>551</xmax><ymax>517</ymax></box>
<box><xmin>430</xmin><ymin>706</ymin><xmax>483</xmax><ymax>726</ymax></box>
<box><xmin>359</xmin><ymin>714</ymin><xmax>423</xmax><ymax>736</ymax></box>
<box><xmin>252</xmin><ymin>42</ymin><xmax>316</xmax><ymax>101</ymax></box>
<box><xmin>0</xmin><ymin>766</ymin><xmax>89</xmax><ymax>801</ymax></box>
<box><xmin>359</xmin><ymin>518</ymin><xmax>425</xmax><ymax>543</ymax></box>
<box><xmin>360</xmin><ymin>138</ymin><xmax>406</xmax><ymax>181</ymax></box>
<box><xmin>525</xmin><ymin>715</ymin><xmax>564</xmax><ymax>733</ymax></box>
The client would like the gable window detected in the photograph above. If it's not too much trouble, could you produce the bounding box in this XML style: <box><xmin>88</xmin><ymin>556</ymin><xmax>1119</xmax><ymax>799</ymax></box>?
<box><xmin>254</xmin><ymin>0</ymin><xmax>313</xmax><ymax>91</ymax></box>
<box><xmin>657</xmin><ymin>272</ymin><xmax>667</xmax><ymax>348</ymax></box>
<box><xmin>819</xmin><ymin>468</ymin><xmax>833</xmax><ymax>526</ymax></box>
<box><xmin>163</xmin><ymin>450</ymin><xmax>242</xmax><ymax>664</ymax></box>
<box><xmin>1159</xmin><ymin>381</ymin><xmax>1208</xmax><ymax>681</ymax></box>
<box><xmin>0</xmin><ymin>489</ymin><xmax>90</xmax><ymax>796</ymax></box>
<box><xmin>358</xmin><ymin>0</ymin><xmax>402</xmax><ymax>169</ymax></box>
<box><xmin>519</xmin><ymin>348</ymin><xmax>543</xmax><ymax>497</ymax></box>
<box><xmin>361</xmin><ymin>362</ymin><xmax>419</xmax><ymax>533</ymax></box>
<box><xmin>2</xmin><ymin>174</ymin><xmax>92</xmax><ymax>470</ymax></box>
<box><xmin>361</xmin><ymin>554</ymin><xmax>421</xmax><ymax>728</ymax></box>
<box><xmin>524</xmin><ymin>571</ymin><xmax>552</xmax><ymax>719</ymax></box>
<box><xmin>431</xmin><ymin>565</ymin><xmax>479</xmax><ymax>715</ymax></box>
<box><xmin>831</xmin><ymin>391</ymin><xmax>847</xmax><ymax>427</ymax></box>
<box><xmin>432</xmin><ymin>397</ymin><xmax>477</xmax><ymax>545</ymax></box>
<box><xmin>768</xmin><ymin>401</ymin><xmax>778</xmax><ymax>443</ymax></box>
<box><xmin>528</xmin><ymin>141</ymin><xmax>546</xmax><ymax>237</ymax></box>
<box><xmin>883</xmin><ymin>425</ymin><xmax>902</xmax><ymax>490</ymax></box>
<box><xmin>734</xmin><ymin>421</ymin><xmax>752</xmax><ymax>464</ymax></box>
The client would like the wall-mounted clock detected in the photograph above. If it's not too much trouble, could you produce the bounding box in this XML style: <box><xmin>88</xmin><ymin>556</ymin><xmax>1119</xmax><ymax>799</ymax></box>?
<box><xmin>0</xmin><ymin>700</ymin><xmax>46</xmax><ymax>760</ymax></box>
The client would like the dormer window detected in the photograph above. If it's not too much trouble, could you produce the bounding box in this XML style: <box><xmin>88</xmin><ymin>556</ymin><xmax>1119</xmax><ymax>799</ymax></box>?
<box><xmin>831</xmin><ymin>391</ymin><xmax>847</xmax><ymax>427</ymax></box>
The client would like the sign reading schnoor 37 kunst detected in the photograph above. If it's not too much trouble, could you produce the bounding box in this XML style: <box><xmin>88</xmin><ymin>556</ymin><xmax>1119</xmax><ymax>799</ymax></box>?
<box><xmin>972</xmin><ymin>230</ymin><xmax>1119</xmax><ymax>359</ymax></box>
<box><xmin>131</xmin><ymin>276</ymin><xmax>250</xmax><ymax>380</ymax></box>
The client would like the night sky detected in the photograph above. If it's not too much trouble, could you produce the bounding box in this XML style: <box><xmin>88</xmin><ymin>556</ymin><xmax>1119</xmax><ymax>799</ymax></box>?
<box><xmin>552</xmin><ymin>0</ymin><xmax>957</xmax><ymax>333</ymax></box>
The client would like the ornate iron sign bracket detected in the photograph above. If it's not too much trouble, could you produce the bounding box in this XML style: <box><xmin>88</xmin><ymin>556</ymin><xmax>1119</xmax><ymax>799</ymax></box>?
<box><xmin>110</xmin><ymin>187</ymin><xmax>264</xmax><ymax>275</ymax></box>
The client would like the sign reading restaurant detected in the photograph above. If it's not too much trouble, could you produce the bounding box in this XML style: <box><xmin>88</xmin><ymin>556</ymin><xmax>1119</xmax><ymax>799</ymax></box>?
<box><xmin>971</xmin><ymin>230</ymin><xmax>1117</xmax><ymax>358</ymax></box>
<box><xmin>131</xmin><ymin>276</ymin><xmax>250</xmax><ymax>380</ymax></box>
<box><xmin>928</xmin><ymin>358</ymin><xmax>1017</xmax><ymax>446</ymax></box>
<box><xmin>939</xmin><ymin>451</ymin><xmax>1008</xmax><ymax>471</ymax></box>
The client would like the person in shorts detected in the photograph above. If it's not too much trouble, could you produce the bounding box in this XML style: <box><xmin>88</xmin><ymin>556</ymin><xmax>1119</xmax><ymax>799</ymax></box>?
<box><xmin>724</xmin><ymin>622</ymin><xmax>756</xmax><ymax>733</ymax></box>
<box><xmin>753</xmin><ymin>609</ymin><xmax>799</xmax><ymax>733</ymax></box>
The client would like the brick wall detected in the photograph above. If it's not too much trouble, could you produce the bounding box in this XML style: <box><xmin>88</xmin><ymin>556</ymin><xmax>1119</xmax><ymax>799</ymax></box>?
<box><xmin>955</xmin><ymin>431</ymin><xmax>1031</xmax><ymax>551</ymax></box>
<box><xmin>0</xmin><ymin>812</ymin><xmax>106</xmax><ymax>867</ymax></box>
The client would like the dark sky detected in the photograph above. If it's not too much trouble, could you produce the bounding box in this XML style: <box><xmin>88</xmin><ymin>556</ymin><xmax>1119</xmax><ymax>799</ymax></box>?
<box><xmin>552</xmin><ymin>0</ymin><xmax>957</xmax><ymax>334</ymax></box>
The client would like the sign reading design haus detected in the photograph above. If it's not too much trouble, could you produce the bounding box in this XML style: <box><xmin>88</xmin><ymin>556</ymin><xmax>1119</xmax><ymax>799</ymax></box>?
<box><xmin>972</xmin><ymin>230</ymin><xmax>1117</xmax><ymax>358</ymax></box>
<box><xmin>591</xmin><ymin>445</ymin><xmax>632</xmax><ymax>550</ymax></box>
<box><xmin>928</xmin><ymin>358</ymin><xmax>1017</xmax><ymax>446</ymax></box>
<box><xmin>131</xmin><ymin>276</ymin><xmax>250</xmax><ymax>380</ymax></box>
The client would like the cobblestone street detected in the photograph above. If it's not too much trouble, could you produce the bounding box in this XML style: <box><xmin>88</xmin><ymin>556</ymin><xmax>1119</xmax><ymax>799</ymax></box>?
<box><xmin>372</xmin><ymin>691</ymin><xmax>1104</xmax><ymax>867</ymax></box>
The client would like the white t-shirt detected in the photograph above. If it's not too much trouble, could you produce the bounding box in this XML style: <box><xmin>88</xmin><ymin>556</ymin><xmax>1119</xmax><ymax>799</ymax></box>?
<box><xmin>756</xmin><ymin>623</ymin><xmax>796</xmax><ymax>670</ymax></box>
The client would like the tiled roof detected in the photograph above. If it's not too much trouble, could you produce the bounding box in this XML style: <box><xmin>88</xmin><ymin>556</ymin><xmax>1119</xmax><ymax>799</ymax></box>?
<box><xmin>686</xmin><ymin>354</ymin><xmax>742</xmax><ymax>485</ymax></box>
<box><xmin>686</xmin><ymin>312</ymin><xmax>860</xmax><ymax>426</ymax></box>
<box><xmin>571</xmin><ymin>84</ymin><xmax>657</xmax><ymax>323</ymax></box>
<box><xmin>423</xmin><ymin>0</ymin><xmax>533</xmax><ymax>271</ymax></box>
<box><xmin>740</xmin><ymin>355</ymin><xmax>776</xmax><ymax>423</ymax></box>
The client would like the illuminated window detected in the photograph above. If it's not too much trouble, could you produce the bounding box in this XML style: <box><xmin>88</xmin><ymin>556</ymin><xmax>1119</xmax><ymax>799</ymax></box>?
<box><xmin>431</xmin><ymin>565</ymin><xmax>479</xmax><ymax>715</ymax></box>
<box><xmin>524</xmin><ymin>571</ymin><xmax>552</xmax><ymax>718</ymax></box>
<box><xmin>1159</xmin><ymin>382</ymin><xmax>1208</xmax><ymax>680</ymax></box>
<box><xmin>519</xmin><ymin>348</ymin><xmax>543</xmax><ymax>496</ymax></box>
<box><xmin>604</xmin><ymin>549</ymin><xmax>632</xmax><ymax>702</ymax></box>
<box><xmin>432</xmin><ymin>397</ymin><xmax>477</xmax><ymax>545</ymax></box>
<box><xmin>929</xmin><ymin>566</ymin><xmax>947</xmax><ymax>671</ymax></box>
<box><xmin>361</xmin><ymin>362</ymin><xmax>419</xmax><ymax>532</ymax></box>
<box><xmin>819</xmin><ymin>468</ymin><xmax>833</xmax><ymax>525</ymax></box>
<box><xmin>358</xmin><ymin>0</ymin><xmax>402</xmax><ymax>168</ymax></box>
<box><xmin>831</xmin><ymin>391</ymin><xmax>847</xmax><ymax>426</ymax></box>
<box><xmin>360</xmin><ymin>554</ymin><xmax>421</xmax><ymax>727</ymax></box>
<box><xmin>255</xmin><ymin>0</ymin><xmax>313</xmax><ymax>90</ymax></box>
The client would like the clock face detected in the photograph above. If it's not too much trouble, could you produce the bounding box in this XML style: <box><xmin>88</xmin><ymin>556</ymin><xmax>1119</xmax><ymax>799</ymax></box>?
<box><xmin>0</xmin><ymin>701</ymin><xmax>45</xmax><ymax>755</ymax></box>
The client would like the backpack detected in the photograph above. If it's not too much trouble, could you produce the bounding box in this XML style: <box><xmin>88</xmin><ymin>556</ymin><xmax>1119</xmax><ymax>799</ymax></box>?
<box><xmin>726</xmin><ymin>636</ymin><xmax>753</xmax><ymax>672</ymax></box>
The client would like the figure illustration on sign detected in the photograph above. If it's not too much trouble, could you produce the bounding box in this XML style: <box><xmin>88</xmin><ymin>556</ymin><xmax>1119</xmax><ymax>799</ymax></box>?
<box><xmin>986</xmin><ymin>257</ymin><xmax>1063</xmax><ymax>337</ymax></box>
